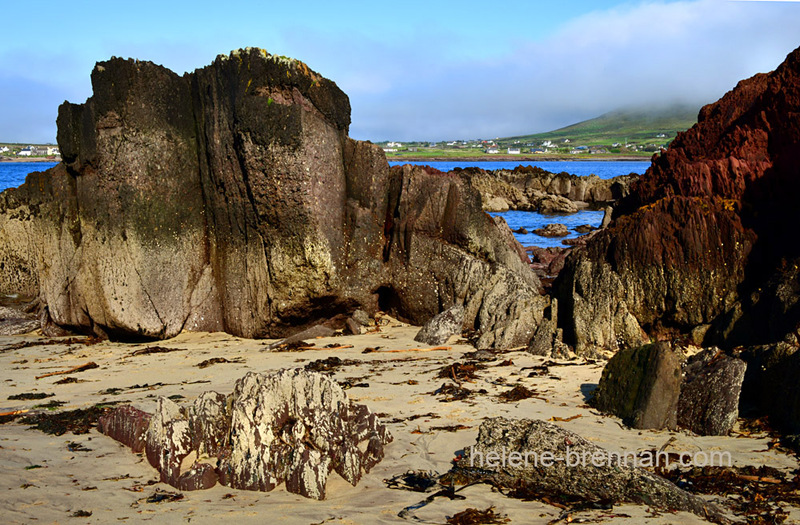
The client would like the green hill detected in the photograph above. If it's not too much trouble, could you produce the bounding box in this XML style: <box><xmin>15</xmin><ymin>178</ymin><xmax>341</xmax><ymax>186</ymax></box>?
<box><xmin>505</xmin><ymin>104</ymin><xmax>699</xmax><ymax>146</ymax></box>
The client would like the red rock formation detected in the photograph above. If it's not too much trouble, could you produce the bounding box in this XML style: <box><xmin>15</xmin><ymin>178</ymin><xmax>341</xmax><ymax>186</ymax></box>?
<box><xmin>558</xmin><ymin>46</ymin><xmax>800</xmax><ymax>354</ymax></box>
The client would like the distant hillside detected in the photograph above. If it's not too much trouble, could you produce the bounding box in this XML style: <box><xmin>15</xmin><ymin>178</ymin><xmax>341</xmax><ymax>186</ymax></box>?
<box><xmin>506</xmin><ymin>104</ymin><xmax>699</xmax><ymax>146</ymax></box>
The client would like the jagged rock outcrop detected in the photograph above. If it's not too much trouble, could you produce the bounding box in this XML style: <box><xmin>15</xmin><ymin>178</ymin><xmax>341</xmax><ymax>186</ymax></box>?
<box><xmin>459</xmin><ymin>166</ymin><xmax>638</xmax><ymax>213</ymax></box>
<box><xmin>445</xmin><ymin>418</ymin><xmax>729</xmax><ymax>524</ymax></box>
<box><xmin>0</xmin><ymin>49</ymin><xmax>545</xmax><ymax>348</ymax></box>
<box><xmin>99</xmin><ymin>369</ymin><xmax>393</xmax><ymax>499</ymax></box>
<box><xmin>557</xmin><ymin>46</ymin><xmax>800</xmax><ymax>355</ymax></box>
<box><xmin>532</xmin><ymin>223</ymin><xmax>569</xmax><ymax>238</ymax></box>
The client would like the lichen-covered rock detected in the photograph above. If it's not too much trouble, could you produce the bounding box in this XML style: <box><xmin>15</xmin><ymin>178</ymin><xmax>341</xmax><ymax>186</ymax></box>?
<box><xmin>0</xmin><ymin>305</ymin><xmax>39</xmax><ymax>335</ymax></box>
<box><xmin>98</xmin><ymin>369</ymin><xmax>392</xmax><ymax>500</ymax></box>
<box><xmin>677</xmin><ymin>349</ymin><xmax>746</xmax><ymax>436</ymax></box>
<box><xmin>0</xmin><ymin>49</ymin><xmax>544</xmax><ymax>349</ymax></box>
<box><xmin>414</xmin><ymin>305</ymin><xmax>465</xmax><ymax>346</ymax></box>
<box><xmin>557</xmin><ymin>46</ymin><xmax>800</xmax><ymax>355</ymax></box>
<box><xmin>446</xmin><ymin>418</ymin><xmax>728</xmax><ymax>524</ymax></box>
<box><xmin>98</xmin><ymin>405</ymin><xmax>151</xmax><ymax>453</ymax></box>
<box><xmin>217</xmin><ymin>370</ymin><xmax>391</xmax><ymax>499</ymax></box>
<box><xmin>590</xmin><ymin>342</ymin><xmax>682</xmax><ymax>430</ymax></box>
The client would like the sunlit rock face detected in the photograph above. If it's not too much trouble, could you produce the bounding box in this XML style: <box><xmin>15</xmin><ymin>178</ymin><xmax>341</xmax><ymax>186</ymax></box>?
<box><xmin>0</xmin><ymin>48</ymin><xmax>545</xmax><ymax>347</ymax></box>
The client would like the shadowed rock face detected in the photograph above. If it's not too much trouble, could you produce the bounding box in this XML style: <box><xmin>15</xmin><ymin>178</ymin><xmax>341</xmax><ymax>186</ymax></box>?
<box><xmin>557</xmin><ymin>46</ymin><xmax>800</xmax><ymax>355</ymax></box>
<box><xmin>0</xmin><ymin>49</ymin><xmax>544</xmax><ymax>347</ymax></box>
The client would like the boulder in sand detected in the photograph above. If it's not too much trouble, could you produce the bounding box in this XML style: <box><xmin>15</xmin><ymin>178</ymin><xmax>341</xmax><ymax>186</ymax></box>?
<box><xmin>99</xmin><ymin>369</ymin><xmax>393</xmax><ymax>500</ymax></box>
<box><xmin>590</xmin><ymin>342</ymin><xmax>682</xmax><ymax>430</ymax></box>
<box><xmin>445</xmin><ymin>417</ymin><xmax>728</xmax><ymax>524</ymax></box>
<box><xmin>414</xmin><ymin>305</ymin><xmax>465</xmax><ymax>346</ymax></box>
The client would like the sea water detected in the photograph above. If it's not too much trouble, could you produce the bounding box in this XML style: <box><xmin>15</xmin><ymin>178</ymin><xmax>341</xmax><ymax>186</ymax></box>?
<box><xmin>0</xmin><ymin>162</ymin><xmax>58</xmax><ymax>191</ymax></box>
<box><xmin>387</xmin><ymin>160</ymin><xmax>649</xmax><ymax>179</ymax></box>
<box><xmin>389</xmin><ymin>160</ymin><xmax>650</xmax><ymax>248</ymax></box>
<box><xmin>1</xmin><ymin>160</ymin><xmax>649</xmax><ymax>249</ymax></box>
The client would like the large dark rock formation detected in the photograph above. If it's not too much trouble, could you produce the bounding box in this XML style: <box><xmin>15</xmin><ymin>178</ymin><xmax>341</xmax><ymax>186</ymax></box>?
<box><xmin>557</xmin><ymin>46</ymin><xmax>800</xmax><ymax>355</ymax></box>
<box><xmin>99</xmin><ymin>369</ymin><xmax>393</xmax><ymax>499</ymax></box>
<box><xmin>0</xmin><ymin>49</ymin><xmax>546</xmax><ymax>347</ymax></box>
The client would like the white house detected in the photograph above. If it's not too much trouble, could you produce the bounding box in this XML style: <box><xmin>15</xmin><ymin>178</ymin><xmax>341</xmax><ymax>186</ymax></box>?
<box><xmin>485</xmin><ymin>147</ymin><xmax>500</xmax><ymax>154</ymax></box>
<box><xmin>17</xmin><ymin>148</ymin><xmax>32</xmax><ymax>157</ymax></box>
<box><xmin>507</xmin><ymin>147</ymin><xmax>521</xmax><ymax>154</ymax></box>
<box><xmin>0</xmin><ymin>146</ymin><xmax>9</xmax><ymax>153</ymax></box>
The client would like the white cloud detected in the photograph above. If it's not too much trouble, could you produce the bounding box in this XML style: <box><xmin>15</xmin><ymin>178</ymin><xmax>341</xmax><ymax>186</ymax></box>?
<box><xmin>344</xmin><ymin>0</ymin><xmax>800</xmax><ymax>141</ymax></box>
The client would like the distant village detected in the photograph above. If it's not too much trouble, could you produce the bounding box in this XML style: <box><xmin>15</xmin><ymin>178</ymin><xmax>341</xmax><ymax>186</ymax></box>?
<box><xmin>0</xmin><ymin>144</ymin><xmax>61</xmax><ymax>159</ymax></box>
<box><xmin>380</xmin><ymin>136</ymin><xmax>670</xmax><ymax>156</ymax></box>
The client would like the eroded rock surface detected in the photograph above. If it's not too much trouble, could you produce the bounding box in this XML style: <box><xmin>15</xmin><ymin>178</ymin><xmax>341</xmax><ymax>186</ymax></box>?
<box><xmin>0</xmin><ymin>49</ymin><xmax>544</xmax><ymax>348</ymax></box>
<box><xmin>446</xmin><ymin>417</ymin><xmax>729</xmax><ymax>524</ymax></box>
<box><xmin>556</xmin><ymin>46</ymin><xmax>800</xmax><ymax>355</ymax></box>
<box><xmin>677</xmin><ymin>349</ymin><xmax>746</xmax><ymax>436</ymax></box>
<box><xmin>414</xmin><ymin>304</ymin><xmax>465</xmax><ymax>345</ymax></box>
<box><xmin>590</xmin><ymin>342</ymin><xmax>682</xmax><ymax>430</ymax></box>
<box><xmin>99</xmin><ymin>369</ymin><xmax>392</xmax><ymax>499</ymax></box>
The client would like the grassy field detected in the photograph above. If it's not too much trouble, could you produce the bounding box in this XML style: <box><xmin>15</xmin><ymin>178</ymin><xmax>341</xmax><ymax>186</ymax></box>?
<box><xmin>504</xmin><ymin>104</ymin><xmax>699</xmax><ymax>146</ymax></box>
<box><xmin>381</xmin><ymin>104</ymin><xmax>698</xmax><ymax>160</ymax></box>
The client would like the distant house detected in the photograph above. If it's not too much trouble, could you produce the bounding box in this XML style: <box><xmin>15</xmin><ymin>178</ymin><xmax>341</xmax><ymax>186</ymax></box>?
<box><xmin>17</xmin><ymin>148</ymin><xmax>32</xmax><ymax>157</ymax></box>
<box><xmin>387</xmin><ymin>141</ymin><xmax>403</xmax><ymax>148</ymax></box>
<box><xmin>531</xmin><ymin>148</ymin><xmax>545</xmax><ymax>154</ymax></box>
<box><xmin>31</xmin><ymin>146</ymin><xmax>59</xmax><ymax>156</ymax></box>
<box><xmin>507</xmin><ymin>147</ymin><xmax>521</xmax><ymax>154</ymax></box>
<box><xmin>485</xmin><ymin>147</ymin><xmax>500</xmax><ymax>154</ymax></box>
<box><xmin>0</xmin><ymin>146</ymin><xmax>9</xmax><ymax>153</ymax></box>
<box><xmin>563</xmin><ymin>138</ymin><xmax>571</xmax><ymax>144</ymax></box>
<box><xmin>542</xmin><ymin>140</ymin><xmax>554</xmax><ymax>148</ymax></box>
<box><xmin>382</xmin><ymin>148</ymin><xmax>398</xmax><ymax>153</ymax></box>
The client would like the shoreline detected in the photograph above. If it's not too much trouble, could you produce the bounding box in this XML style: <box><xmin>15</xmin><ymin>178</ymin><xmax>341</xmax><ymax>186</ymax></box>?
<box><xmin>386</xmin><ymin>155</ymin><xmax>651</xmax><ymax>163</ymax></box>
<box><xmin>0</xmin><ymin>156</ymin><xmax>61</xmax><ymax>163</ymax></box>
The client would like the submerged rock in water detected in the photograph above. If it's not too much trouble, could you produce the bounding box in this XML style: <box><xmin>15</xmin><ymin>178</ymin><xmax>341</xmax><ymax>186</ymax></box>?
<box><xmin>98</xmin><ymin>369</ymin><xmax>392</xmax><ymax>500</ymax></box>
<box><xmin>446</xmin><ymin>417</ymin><xmax>728</xmax><ymax>524</ymax></box>
<box><xmin>533</xmin><ymin>223</ymin><xmax>569</xmax><ymax>238</ymax></box>
<box><xmin>537</xmin><ymin>194</ymin><xmax>578</xmax><ymax>214</ymax></box>
<box><xmin>414</xmin><ymin>305</ymin><xmax>465</xmax><ymax>346</ymax></box>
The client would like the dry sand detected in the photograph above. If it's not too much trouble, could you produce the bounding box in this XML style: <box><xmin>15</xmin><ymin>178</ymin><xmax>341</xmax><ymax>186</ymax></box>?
<box><xmin>1</xmin><ymin>321</ymin><xmax>798</xmax><ymax>524</ymax></box>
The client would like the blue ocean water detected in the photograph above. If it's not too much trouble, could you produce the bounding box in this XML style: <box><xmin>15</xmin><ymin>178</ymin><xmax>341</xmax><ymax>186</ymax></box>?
<box><xmin>389</xmin><ymin>159</ymin><xmax>649</xmax><ymax>248</ymax></box>
<box><xmin>387</xmin><ymin>160</ymin><xmax>650</xmax><ymax>179</ymax></box>
<box><xmin>0</xmin><ymin>162</ymin><xmax>58</xmax><ymax>191</ymax></box>
<box><xmin>1</xmin><ymin>159</ymin><xmax>642</xmax><ymax>249</ymax></box>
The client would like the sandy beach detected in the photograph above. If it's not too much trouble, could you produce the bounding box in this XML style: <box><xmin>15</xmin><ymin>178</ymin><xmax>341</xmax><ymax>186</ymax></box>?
<box><xmin>2</xmin><ymin>321</ymin><xmax>798</xmax><ymax>524</ymax></box>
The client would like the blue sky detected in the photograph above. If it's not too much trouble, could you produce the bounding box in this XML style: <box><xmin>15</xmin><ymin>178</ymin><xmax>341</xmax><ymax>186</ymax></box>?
<box><xmin>2</xmin><ymin>0</ymin><xmax>799</xmax><ymax>143</ymax></box>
